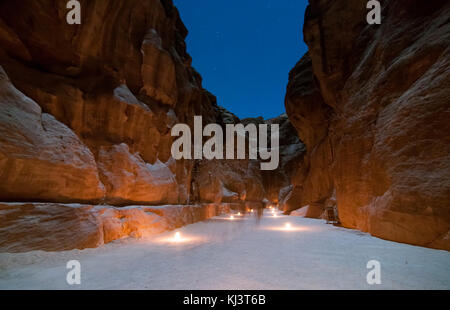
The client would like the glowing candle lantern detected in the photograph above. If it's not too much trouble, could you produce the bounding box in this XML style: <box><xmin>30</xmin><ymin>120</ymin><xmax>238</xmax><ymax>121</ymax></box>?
<box><xmin>174</xmin><ymin>232</ymin><xmax>182</xmax><ymax>242</ymax></box>
<box><xmin>285</xmin><ymin>223</ymin><xmax>292</xmax><ymax>230</ymax></box>
<box><xmin>237</xmin><ymin>212</ymin><xmax>241</xmax><ymax>216</ymax></box>
<box><xmin>230</xmin><ymin>215</ymin><xmax>235</xmax><ymax>220</ymax></box>
<box><xmin>250</xmin><ymin>209</ymin><xmax>254</xmax><ymax>213</ymax></box>
<box><xmin>273</xmin><ymin>214</ymin><xmax>278</xmax><ymax>218</ymax></box>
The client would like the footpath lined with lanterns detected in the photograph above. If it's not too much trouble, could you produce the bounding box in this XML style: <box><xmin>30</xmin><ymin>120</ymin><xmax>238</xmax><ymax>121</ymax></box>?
<box><xmin>1</xmin><ymin>207</ymin><xmax>449</xmax><ymax>290</ymax></box>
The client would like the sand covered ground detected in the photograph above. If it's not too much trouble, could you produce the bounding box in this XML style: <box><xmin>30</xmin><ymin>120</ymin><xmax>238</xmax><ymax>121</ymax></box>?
<box><xmin>1</xmin><ymin>210</ymin><xmax>449</xmax><ymax>290</ymax></box>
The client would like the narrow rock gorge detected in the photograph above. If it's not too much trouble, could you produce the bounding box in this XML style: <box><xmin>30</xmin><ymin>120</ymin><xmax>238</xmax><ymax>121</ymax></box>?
<box><xmin>0</xmin><ymin>0</ymin><xmax>448</xmax><ymax>253</ymax></box>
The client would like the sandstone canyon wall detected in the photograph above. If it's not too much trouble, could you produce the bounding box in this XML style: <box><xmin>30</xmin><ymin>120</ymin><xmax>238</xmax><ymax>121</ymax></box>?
<box><xmin>0</xmin><ymin>0</ymin><xmax>266</xmax><ymax>252</ymax></box>
<box><xmin>285</xmin><ymin>0</ymin><xmax>450</xmax><ymax>250</ymax></box>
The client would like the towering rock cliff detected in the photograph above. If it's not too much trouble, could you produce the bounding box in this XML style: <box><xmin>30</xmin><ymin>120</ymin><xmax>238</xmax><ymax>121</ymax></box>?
<box><xmin>0</xmin><ymin>0</ymin><xmax>265</xmax><ymax>206</ymax></box>
<box><xmin>0</xmin><ymin>0</ymin><xmax>265</xmax><ymax>251</ymax></box>
<box><xmin>0</xmin><ymin>0</ymin><xmax>190</xmax><ymax>205</ymax></box>
<box><xmin>285</xmin><ymin>0</ymin><xmax>450</xmax><ymax>250</ymax></box>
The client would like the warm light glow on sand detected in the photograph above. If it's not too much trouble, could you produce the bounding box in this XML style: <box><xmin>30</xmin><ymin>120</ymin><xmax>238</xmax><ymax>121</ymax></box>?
<box><xmin>263</xmin><ymin>223</ymin><xmax>308</xmax><ymax>232</ymax></box>
<box><xmin>220</xmin><ymin>213</ymin><xmax>245</xmax><ymax>221</ymax></box>
<box><xmin>237</xmin><ymin>212</ymin><xmax>241</xmax><ymax>216</ymax></box>
<box><xmin>273</xmin><ymin>213</ymin><xmax>278</xmax><ymax>218</ymax></box>
<box><xmin>155</xmin><ymin>231</ymin><xmax>202</xmax><ymax>244</ymax></box>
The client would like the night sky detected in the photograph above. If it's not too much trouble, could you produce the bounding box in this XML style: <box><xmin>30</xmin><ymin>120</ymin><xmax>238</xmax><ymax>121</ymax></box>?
<box><xmin>174</xmin><ymin>0</ymin><xmax>309</xmax><ymax>119</ymax></box>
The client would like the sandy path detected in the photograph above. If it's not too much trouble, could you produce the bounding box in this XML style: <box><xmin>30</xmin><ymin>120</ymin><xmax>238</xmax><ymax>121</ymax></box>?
<box><xmin>1</xmin><ymin>211</ymin><xmax>449</xmax><ymax>289</ymax></box>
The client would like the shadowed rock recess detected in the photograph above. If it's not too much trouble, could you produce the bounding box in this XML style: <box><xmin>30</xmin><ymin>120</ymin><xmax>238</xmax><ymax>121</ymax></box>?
<box><xmin>0</xmin><ymin>0</ymin><xmax>448</xmax><ymax>252</ymax></box>
<box><xmin>285</xmin><ymin>0</ymin><xmax>450</xmax><ymax>250</ymax></box>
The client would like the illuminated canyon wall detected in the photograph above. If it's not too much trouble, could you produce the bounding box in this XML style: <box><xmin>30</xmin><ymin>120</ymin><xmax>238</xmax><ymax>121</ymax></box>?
<box><xmin>0</xmin><ymin>0</ymin><xmax>267</xmax><ymax>207</ymax></box>
<box><xmin>284</xmin><ymin>0</ymin><xmax>450</xmax><ymax>250</ymax></box>
<box><xmin>0</xmin><ymin>0</ymin><xmax>269</xmax><ymax>251</ymax></box>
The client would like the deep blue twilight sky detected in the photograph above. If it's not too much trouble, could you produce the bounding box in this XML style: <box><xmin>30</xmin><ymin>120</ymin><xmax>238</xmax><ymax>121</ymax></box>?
<box><xmin>174</xmin><ymin>0</ymin><xmax>309</xmax><ymax>119</ymax></box>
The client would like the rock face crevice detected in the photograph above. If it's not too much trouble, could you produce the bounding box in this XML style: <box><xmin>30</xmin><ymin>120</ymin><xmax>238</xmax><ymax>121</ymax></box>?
<box><xmin>285</xmin><ymin>0</ymin><xmax>450</xmax><ymax>250</ymax></box>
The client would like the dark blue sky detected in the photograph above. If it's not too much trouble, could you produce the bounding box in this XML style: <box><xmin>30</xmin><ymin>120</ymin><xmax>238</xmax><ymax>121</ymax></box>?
<box><xmin>174</xmin><ymin>0</ymin><xmax>309</xmax><ymax>119</ymax></box>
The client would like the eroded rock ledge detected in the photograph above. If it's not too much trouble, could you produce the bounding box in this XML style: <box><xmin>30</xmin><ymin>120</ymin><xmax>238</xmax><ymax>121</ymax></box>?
<box><xmin>0</xmin><ymin>202</ymin><xmax>233</xmax><ymax>252</ymax></box>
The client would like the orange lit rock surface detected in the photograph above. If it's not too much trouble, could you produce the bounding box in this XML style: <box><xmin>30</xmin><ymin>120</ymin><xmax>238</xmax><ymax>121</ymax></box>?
<box><xmin>0</xmin><ymin>0</ymin><xmax>257</xmax><ymax>207</ymax></box>
<box><xmin>0</xmin><ymin>0</ymin><xmax>267</xmax><ymax>251</ymax></box>
<box><xmin>286</xmin><ymin>0</ymin><xmax>450</xmax><ymax>250</ymax></box>
<box><xmin>0</xmin><ymin>67</ymin><xmax>105</xmax><ymax>203</ymax></box>
<box><xmin>97</xmin><ymin>143</ymin><xmax>180</xmax><ymax>205</ymax></box>
<box><xmin>0</xmin><ymin>202</ymin><xmax>231</xmax><ymax>252</ymax></box>
<box><xmin>0</xmin><ymin>0</ymin><xmax>203</xmax><ymax>205</ymax></box>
